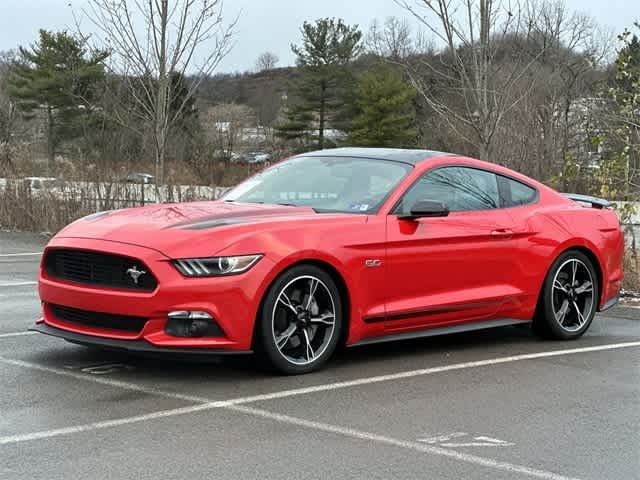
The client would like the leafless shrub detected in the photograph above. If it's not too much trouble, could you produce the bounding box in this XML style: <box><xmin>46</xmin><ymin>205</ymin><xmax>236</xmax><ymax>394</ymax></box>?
<box><xmin>0</xmin><ymin>181</ymin><xmax>91</xmax><ymax>233</ymax></box>
<box><xmin>623</xmin><ymin>247</ymin><xmax>640</xmax><ymax>295</ymax></box>
<box><xmin>0</xmin><ymin>179</ymin><xmax>222</xmax><ymax>233</ymax></box>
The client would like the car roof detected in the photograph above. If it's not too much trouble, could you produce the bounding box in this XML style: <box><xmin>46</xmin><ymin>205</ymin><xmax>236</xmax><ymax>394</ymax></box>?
<box><xmin>297</xmin><ymin>148</ymin><xmax>453</xmax><ymax>165</ymax></box>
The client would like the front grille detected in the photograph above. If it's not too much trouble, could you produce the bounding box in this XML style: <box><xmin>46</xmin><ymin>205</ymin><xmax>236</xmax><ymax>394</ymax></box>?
<box><xmin>44</xmin><ymin>249</ymin><xmax>157</xmax><ymax>291</ymax></box>
<box><xmin>49</xmin><ymin>304</ymin><xmax>148</xmax><ymax>333</ymax></box>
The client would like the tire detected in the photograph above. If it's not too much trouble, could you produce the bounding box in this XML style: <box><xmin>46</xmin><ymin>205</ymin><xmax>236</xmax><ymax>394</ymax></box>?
<box><xmin>533</xmin><ymin>250</ymin><xmax>599</xmax><ymax>340</ymax></box>
<box><xmin>255</xmin><ymin>265</ymin><xmax>344</xmax><ymax>375</ymax></box>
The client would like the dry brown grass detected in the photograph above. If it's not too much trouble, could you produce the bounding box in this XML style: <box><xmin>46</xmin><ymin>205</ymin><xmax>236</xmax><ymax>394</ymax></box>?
<box><xmin>623</xmin><ymin>248</ymin><xmax>640</xmax><ymax>294</ymax></box>
<box><xmin>0</xmin><ymin>182</ymin><xmax>92</xmax><ymax>233</ymax></box>
<box><xmin>0</xmin><ymin>180</ymin><xmax>212</xmax><ymax>234</ymax></box>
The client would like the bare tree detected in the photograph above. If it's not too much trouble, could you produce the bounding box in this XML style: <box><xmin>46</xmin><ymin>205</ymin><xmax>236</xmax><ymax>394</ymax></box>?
<box><xmin>83</xmin><ymin>0</ymin><xmax>236</xmax><ymax>184</ymax></box>
<box><xmin>367</xmin><ymin>17</ymin><xmax>434</xmax><ymax>59</ymax></box>
<box><xmin>395</xmin><ymin>0</ymin><xmax>547</xmax><ymax>161</ymax></box>
<box><xmin>516</xmin><ymin>2</ymin><xmax>608</xmax><ymax>170</ymax></box>
<box><xmin>367</xmin><ymin>17</ymin><xmax>415</xmax><ymax>59</ymax></box>
<box><xmin>255</xmin><ymin>51</ymin><xmax>279</xmax><ymax>72</ymax></box>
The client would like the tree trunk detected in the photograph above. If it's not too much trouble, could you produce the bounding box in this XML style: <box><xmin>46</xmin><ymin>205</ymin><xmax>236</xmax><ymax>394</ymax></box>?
<box><xmin>154</xmin><ymin>0</ymin><xmax>169</xmax><ymax>186</ymax></box>
<box><xmin>540</xmin><ymin>108</ymin><xmax>553</xmax><ymax>181</ymax></box>
<box><xmin>46</xmin><ymin>105</ymin><xmax>54</xmax><ymax>176</ymax></box>
<box><xmin>478</xmin><ymin>141</ymin><xmax>490</xmax><ymax>162</ymax></box>
<box><xmin>154</xmin><ymin>132</ymin><xmax>166</xmax><ymax>185</ymax></box>
<box><xmin>319</xmin><ymin>79</ymin><xmax>326</xmax><ymax>149</ymax></box>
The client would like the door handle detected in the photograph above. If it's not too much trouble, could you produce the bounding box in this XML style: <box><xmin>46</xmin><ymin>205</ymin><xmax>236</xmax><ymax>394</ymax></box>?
<box><xmin>490</xmin><ymin>229</ymin><xmax>514</xmax><ymax>238</ymax></box>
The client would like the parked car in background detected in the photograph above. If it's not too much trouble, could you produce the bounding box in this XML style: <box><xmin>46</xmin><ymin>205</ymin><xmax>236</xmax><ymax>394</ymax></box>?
<box><xmin>24</xmin><ymin>177</ymin><xmax>58</xmax><ymax>189</ymax></box>
<box><xmin>246</xmin><ymin>151</ymin><xmax>271</xmax><ymax>163</ymax></box>
<box><xmin>228</xmin><ymin>151</ymin><xmax>271</xmax><ymax>164</ymax></box>
<box><xmin>123</xmin><ymin>173</ymin><xmax>154</xmax><ymax>184</ymax></box>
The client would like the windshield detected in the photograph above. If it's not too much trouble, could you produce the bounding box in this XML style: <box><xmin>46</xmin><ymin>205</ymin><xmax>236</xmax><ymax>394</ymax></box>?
<box><xmin>223</xmin><ymin>156</ymin><xmax>412</xmax><ymax>213</ymax></box>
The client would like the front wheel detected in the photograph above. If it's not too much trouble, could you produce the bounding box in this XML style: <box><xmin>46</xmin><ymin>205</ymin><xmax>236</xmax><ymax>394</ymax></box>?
<box><xmin>256</xmin><ymin>265</ymin><xmax>343</xmax><ymax>374</ymax></box>
<box><xmin>534</xmin><ymin>251</ymin><xmax>599</xmax><ymax>340</ymax></box>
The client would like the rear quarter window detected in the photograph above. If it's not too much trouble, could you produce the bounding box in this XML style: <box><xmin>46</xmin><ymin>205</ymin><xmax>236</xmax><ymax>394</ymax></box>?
<box><xmin>504</xmin><ymin>178</ymin><xmax>537</xmax><ymax>207</ymax></box>
<box><xmin>509</xmin><ymin>180</ymin><xmax>538</xmax><ymax>206</ymax></box>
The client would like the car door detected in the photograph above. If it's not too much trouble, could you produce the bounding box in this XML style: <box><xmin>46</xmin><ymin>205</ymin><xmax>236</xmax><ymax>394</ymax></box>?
<box><xmin>383</xmin><ymin>166</ymin><xmax>525</xmax><ymax>333</ymax></box>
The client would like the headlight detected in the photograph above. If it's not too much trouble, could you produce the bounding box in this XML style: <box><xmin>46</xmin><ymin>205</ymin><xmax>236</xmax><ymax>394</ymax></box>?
<box><xmin>173</xmin><ymin>254</ymin><xmax>263</xmax><ymax>277</ymax></box>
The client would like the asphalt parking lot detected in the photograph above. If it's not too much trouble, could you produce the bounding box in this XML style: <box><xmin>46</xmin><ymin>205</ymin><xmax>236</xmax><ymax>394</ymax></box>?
<box><xmin>1</xmin><ymin>231</ymin><xmax>639</xmax><ymax>480</ymax></box>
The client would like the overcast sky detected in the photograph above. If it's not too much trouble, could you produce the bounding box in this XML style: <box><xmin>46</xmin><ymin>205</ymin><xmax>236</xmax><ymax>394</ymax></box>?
<box><xmin>1</xmin><ymin>0</ymin><xmax>636</xmax><ymax>72</ymax></box>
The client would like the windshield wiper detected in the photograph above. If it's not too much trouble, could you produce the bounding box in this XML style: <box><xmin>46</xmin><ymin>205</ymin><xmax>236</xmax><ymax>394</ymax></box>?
<box><xmin>226</xmin><ymin>200</ymin><xmax>300</xmax><ymax>207</ymax></box>
<box><xmin>312</xmin><ymin>208</ymin><xmax>352</xmax><ymax>214</ymax></box>
<box><xmin>251</xmin><ymin>201</ymin><xmax>299</xmax><ymax>207</ymax></box>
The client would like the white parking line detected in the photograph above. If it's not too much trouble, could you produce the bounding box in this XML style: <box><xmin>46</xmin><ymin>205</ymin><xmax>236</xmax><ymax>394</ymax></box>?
<box><xmin>0</xmin><ymin>252</ymin><xmax>42</xmax><ymax>257</ymax></box>
<box><xmin>0</xmin><ymin>281</ymin><xmax>38</xmax><ymax>287</ymax></box>
<box><xmin>0</xmin><ymin>402</ymin><xmax>224</xmax><ymax>446</ymax></box>
<box><xmin>0</xmin><ymin>340</ymin><xmax>638</xmax><ymax>449</ymax></box>
<box><xmin>228</xmin><ymin>404</ymin><xmax>580</xmax><ymax>480</ymax></box>
<box><xmin>0</xmin><ymin>332</ymin><xmax>36</xmax><ymax>339</ymax></box>
<box><xmin>0</xmin><ymin>356</ymin><xmax>211</xmax><ymax>404</ymax></box>
<box><xmin>223</xmin><ymin>341</ymin><xmax>640</xmax><ymax>405</ymax></box>
<box><xmin>2</xmin><ymin>342</ymin><xmax>638</xmax><ymax>478</ymax></box>
<box><xmin>0</xmin><ymin>400</ymin><xmax>582</xmax><ymax>480</ymax></box>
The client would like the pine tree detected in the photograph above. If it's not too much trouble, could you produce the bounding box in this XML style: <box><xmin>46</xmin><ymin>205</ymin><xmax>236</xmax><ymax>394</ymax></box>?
<box><xmin>8</xmin><ymin>30</ymin><xmax>107</xmax><ymax>173</ymax></box>
<box><xmin>592</xmin><ymin>23</ymin><xmax>640</xmax><ymax>231</ymax></box>
<box><xmin>616</xmin><ymin>30</ymin><xmax>640</xmax><ymax>95</ymax></box>
<box><xmin>348</xmin><ymin>64</ymin><xmax>417</xmax><ymax>148</ymax></box>
<box><xmin>276</xmin><ymin>18</ymin><xmax>362</xmax><ymax>150</ymax></box>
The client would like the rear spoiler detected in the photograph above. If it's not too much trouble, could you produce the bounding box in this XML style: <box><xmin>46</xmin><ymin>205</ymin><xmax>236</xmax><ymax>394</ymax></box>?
<box><xmin>562</xmin><ymin>193</ymin><xmax>611</xmax><ymax>209</ymax></box>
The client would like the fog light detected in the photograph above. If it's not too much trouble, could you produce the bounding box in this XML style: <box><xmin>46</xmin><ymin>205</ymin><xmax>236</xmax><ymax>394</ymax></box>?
<box><xmin>188</xmin><ymin>320</ymin><xmax>210</xmax><ymax>337</ymax></box>
<box><xmin>166</xmin><ymin>311</ymin><xmax>223</xmax><ymax>338</ymax></box>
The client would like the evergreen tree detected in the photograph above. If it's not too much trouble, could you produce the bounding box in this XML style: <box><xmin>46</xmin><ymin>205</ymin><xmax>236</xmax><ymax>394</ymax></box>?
<box><xmin>592</xmin><ymin>23</ymin><xmax>640</xmax><ymax>231</ymax></box>
<box><xmin>276</xmin><ymin>18</ymin><xmax>362</xmax><ymax>150</ymax></box>
<box><xmin>8</xmin><ymin>30</ymin><xmax>107</xmax><ymax>173</ymax></box>
<box><xmin>616</xmin><ymin>29</ymin><xmax>640</xmax><ymax>94</ymax></box>
<box><xmin>348</xmin><ymin>64</ymin><xmax>417</xmax><ymax>147</ymax></box>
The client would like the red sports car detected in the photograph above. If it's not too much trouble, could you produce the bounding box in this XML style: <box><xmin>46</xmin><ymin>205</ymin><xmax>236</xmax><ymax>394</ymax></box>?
<box><xmin>33</xmin><ymin>148</ymin><xmax>624</xmax><ymax>374</ymax></box>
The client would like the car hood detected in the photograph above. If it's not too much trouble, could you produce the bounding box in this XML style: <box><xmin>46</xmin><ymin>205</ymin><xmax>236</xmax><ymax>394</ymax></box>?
<box><xmin>55</xmin><ymin>201</ymin><xmax>355</xmax><ymax>258</ymax></box>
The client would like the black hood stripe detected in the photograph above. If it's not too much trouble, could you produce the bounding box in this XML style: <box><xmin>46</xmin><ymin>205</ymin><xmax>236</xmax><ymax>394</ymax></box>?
<box><xmin>180</xmin><ymin>217</ymin><xmax>253</xmax><ymax>230</ymax></box>
<box><xmin>166</xmin><ymin>207</ymin><xmax>314</xmax><ymax>230</ymax></box>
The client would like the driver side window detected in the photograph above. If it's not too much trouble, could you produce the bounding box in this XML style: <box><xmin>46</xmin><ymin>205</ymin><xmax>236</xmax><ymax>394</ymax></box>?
<box><xmin>396</xmin><ymin>166</ymin><xmax>500</xmax><ymax>215</ymax></box>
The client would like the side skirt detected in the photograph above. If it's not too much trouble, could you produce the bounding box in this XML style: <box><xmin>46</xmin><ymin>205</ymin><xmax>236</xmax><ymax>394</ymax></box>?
<box><xmin>349</xmin><ymin>318</ymin><xmax>531</xmax><ymax>348</ymax></box>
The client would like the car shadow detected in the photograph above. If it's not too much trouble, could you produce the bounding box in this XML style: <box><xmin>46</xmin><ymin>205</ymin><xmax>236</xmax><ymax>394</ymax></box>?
<box><xmin>27</xmin><ymin>324</ymin><xmax>540</xmax><ymax>383</ymax></box>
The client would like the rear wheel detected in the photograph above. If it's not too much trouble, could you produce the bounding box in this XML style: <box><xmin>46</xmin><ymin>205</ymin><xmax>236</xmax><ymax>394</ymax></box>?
<box><xmin>534</xmin><ymin>251</ymin><xmax>598</xmax><ymax>340</ymax></box>
<box><xmin>256</xmin><ymin>265</ymin><xmax>343</xmax><ymax>374</ymax></box>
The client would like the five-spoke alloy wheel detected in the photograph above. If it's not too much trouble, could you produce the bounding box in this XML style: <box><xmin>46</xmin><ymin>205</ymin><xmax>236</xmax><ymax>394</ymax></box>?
<box><xmin>257</xmin><ymin>265</ymin><xmax>343</xmax><ymax>374</ymax></box>
<box><xmin>535</xmin><ymin>250</ymin><xmax>599</xmax><ymax>340</ymax></box>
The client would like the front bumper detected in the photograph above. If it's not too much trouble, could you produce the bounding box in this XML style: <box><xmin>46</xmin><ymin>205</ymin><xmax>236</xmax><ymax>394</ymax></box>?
<box><xmin>30</xmin><ymin>323</ymin><xmax>252</xmax><ymax>356</ymax></box>
<box><xmin>37</xmin><ymin>237</ymin><xmax>273</xmax><ymax>352</ymax></box>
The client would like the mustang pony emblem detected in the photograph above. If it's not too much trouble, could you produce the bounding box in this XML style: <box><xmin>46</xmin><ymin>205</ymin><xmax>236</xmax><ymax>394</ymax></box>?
<box><xmin>126</xmin><ymin>266</ymin><xmax>147</xmax><ymax>285</ymax></box>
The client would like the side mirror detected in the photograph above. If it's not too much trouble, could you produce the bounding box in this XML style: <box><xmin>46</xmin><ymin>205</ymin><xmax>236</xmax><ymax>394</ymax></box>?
<box><xmin>399</xmin><ymin>200</ymin><xmax>449</xmax><ymax>220</ymax></box>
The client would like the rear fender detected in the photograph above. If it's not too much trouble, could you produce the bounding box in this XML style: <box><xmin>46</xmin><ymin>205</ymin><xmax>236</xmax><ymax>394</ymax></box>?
<box><xmin>531</xmin><ymin>208</ymin><xmax>623</xmax><ymax>310</ymax></box>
